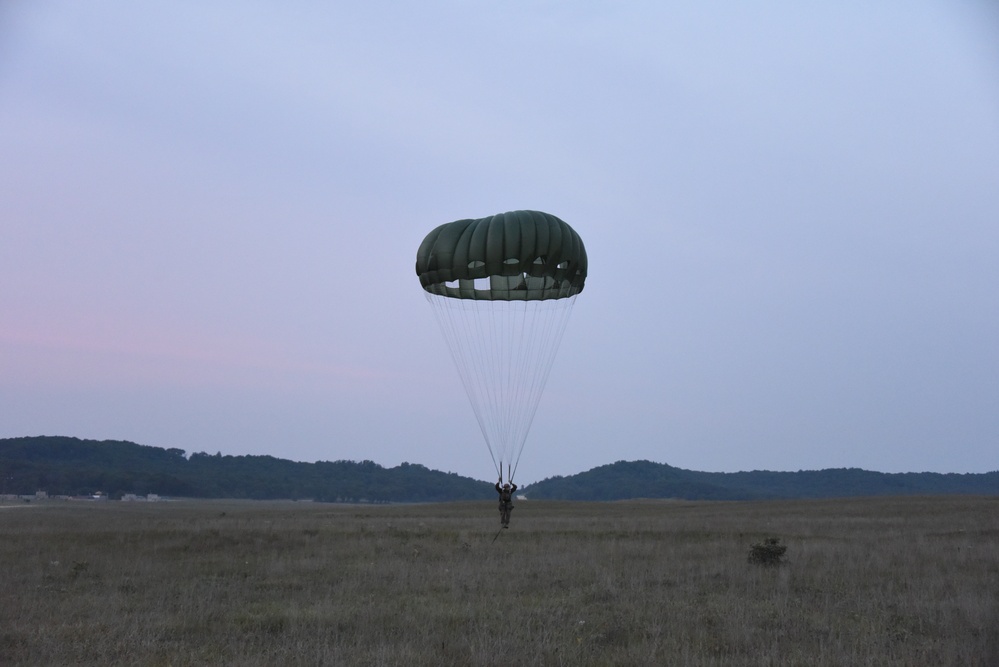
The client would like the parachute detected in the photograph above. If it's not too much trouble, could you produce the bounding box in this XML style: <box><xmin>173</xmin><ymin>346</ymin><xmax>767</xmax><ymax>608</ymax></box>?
<box><xmin>416</xmin><ymin>210</ymin><xmax>587</xmax><ymax>483</ymax></box>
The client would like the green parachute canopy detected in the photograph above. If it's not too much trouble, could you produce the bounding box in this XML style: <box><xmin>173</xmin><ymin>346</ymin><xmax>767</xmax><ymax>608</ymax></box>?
<box><xmin>416</xmin><ymin>210</ymin><xmax>587</xmax><ymax>301</ymax></box>
<box><xmin>416</xmin><ymin>210</ymin><xmax>588</xmax><ymax>484</ymax></box>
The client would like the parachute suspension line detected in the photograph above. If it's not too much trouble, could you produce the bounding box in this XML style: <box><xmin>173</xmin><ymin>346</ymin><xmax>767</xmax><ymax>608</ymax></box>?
<box><xmin>425</xmin><ymin>293</ymin><xmax>502</xmax><ymax>478</ymax></box>
<box><xmin>508</xmin><ymin>295</ymin><xmax>577</xmax><ymax>483</ymax></box>
<box><xmin>425</xmin><ymin>292</ymin><xmax>577</xmax><ymax>484</ymax></box>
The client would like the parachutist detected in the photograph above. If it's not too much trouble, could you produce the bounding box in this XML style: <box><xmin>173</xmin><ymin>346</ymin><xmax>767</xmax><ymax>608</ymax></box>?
<box><xmin>496</xmin><ymin>479</ymin><xmax>517</xmax><ymax>528</ymax></box>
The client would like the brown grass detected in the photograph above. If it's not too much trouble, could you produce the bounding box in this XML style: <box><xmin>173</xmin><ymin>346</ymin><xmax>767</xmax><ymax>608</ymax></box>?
<box><xmin>1</xmin><ymin>496</ymin><xmax>997</xmax><ymax>665</ymax></box>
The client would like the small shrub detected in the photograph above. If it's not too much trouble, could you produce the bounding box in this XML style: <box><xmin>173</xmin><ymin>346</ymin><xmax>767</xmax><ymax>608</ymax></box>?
<box><xmin>748</xmin><ymin>537</ymin><xmax>787</xmax><ymax>566</ymax></box>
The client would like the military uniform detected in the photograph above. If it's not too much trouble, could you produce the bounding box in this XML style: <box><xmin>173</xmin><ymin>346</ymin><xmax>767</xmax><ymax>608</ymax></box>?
<box><xmin>495</xmin><ymin>482</ymin><xmax>518</xmax><ymax>527</ymax></box>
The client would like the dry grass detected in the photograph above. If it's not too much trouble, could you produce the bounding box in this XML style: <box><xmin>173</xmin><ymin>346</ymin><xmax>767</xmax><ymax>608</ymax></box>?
<box><xmin>1</xmin><ymin>496</ymin><xmax>997</xmax><ymax>665</ymax></box>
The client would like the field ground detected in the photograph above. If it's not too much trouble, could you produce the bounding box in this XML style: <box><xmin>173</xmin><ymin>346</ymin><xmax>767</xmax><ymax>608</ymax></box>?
<box><xmin>2</xmin><ymin>496</ymin><xmax>997</xmax><ymax>665</ymax></box>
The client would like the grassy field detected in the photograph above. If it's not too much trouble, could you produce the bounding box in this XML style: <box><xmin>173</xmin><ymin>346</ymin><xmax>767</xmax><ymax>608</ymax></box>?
<box><xmin>2</xmin><ymin>496</ymin><xmax>997</xmax><ymax>665</ymax></box>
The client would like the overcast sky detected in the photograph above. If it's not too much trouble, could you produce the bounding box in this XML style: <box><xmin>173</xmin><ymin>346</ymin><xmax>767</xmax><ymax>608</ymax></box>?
<box><xmin>2</xmin><ymin>1</ymin><xmax>997</xmax><ymax>483</ymax></box>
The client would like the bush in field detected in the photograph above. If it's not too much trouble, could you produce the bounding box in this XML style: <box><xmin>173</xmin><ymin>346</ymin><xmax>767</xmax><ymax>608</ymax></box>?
<box><xmin>748</xmin><ymin>536</ymin><xmax>787</xmax><ymax>566</ymax></box>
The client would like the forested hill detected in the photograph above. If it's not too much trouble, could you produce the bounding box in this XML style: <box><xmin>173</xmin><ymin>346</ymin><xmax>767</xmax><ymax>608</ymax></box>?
<box><xmin>4</xmin><ymin>438</ymin><xmax>997</xmax><ymax>502</ymax></box>
<box><xmin>0</xmin><ymin>436</ymin><xmax>492</xmax><ymax>502</ymax></box>
<box><xmin>522</xmin><ymin>460</ymin><xmax>999</xmax><ymax>500</ymax></box>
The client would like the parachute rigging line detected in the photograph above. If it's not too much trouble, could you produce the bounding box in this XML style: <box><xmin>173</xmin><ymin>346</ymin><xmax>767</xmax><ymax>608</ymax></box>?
<box><xmin>425</xmin><ymin>293</ymin><xmax>577</xmax><ymax>483</ymax></box>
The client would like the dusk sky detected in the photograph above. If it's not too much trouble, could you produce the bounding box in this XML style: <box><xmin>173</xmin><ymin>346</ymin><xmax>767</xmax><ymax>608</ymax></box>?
<box><xmin>2</xmin><ymin>1</ymin><xmax>998</xmax><ymax>484</ymax></box>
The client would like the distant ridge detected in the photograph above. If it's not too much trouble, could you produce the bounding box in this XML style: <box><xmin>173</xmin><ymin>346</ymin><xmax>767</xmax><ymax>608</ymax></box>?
<box><xmin>0</xmin><ymin>436</ymin><xmax>491</xmax><ymax>502</ymax></box>
<box><xmin>2</xmin><ymin>437</ymin><xmax>997</xmax><ymax>502</ymax></box>
<box><xmin>521</xmin><ymin>460</ymin><xmax>999</xmax><ymax>500</ymax></box>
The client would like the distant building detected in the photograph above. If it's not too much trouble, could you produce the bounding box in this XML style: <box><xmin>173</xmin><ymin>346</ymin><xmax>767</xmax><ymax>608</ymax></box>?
<box><xmin>121</xmin><ymin>493</ymin><xmax>162</xmax><ymax>502</ymax></box>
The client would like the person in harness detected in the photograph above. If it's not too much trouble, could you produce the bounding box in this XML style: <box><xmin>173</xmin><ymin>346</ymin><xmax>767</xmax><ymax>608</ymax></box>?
<box><xmin>495</xmin><ymin>478</ymin><xmax>518</xmax><ymax>528</ymax></box>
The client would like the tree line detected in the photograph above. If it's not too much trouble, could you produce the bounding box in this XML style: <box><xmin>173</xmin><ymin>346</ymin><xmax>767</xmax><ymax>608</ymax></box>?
<box><xmin>3</xmin><ymin>437</ymin><xmax>997</xmax><ymax>502</ymax></box>
<box><xmin>0</xmin><ymin>436</ymin><xmax>491</xmax><ymax>502</ymax></box>
<box><xmin>524</xmin><ymin>460</ymin><xmax>999</xmax><ymax>500</ymax></box>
